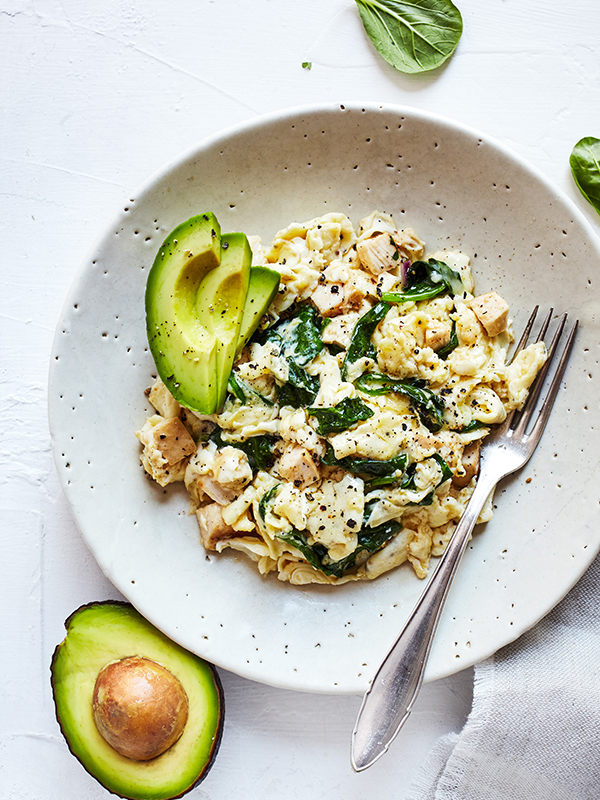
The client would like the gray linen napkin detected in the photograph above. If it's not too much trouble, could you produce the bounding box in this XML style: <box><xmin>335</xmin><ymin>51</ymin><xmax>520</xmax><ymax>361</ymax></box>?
<box><xmin>406</xmin><ymin>552</ymin><xmax>600</xmax><ymax>800</ymax></box>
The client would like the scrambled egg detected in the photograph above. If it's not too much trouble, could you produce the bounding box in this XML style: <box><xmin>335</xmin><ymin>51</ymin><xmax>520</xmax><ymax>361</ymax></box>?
<box><xmin>136</xmin><ymin>211</ymin><xmax>546</xmax><ymax>585</ymax></box>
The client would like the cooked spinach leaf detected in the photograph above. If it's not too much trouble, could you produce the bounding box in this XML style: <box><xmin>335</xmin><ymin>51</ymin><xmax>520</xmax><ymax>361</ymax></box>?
<box><xmin>227</xmin><ymin>373</ymin><xmax>274</xmax><ymax>406</ymax></box>
<box><xmin>276</xmin><ymin>361</ymin><xmax>320</xmax><ymax>407</ymax></box>
<box><xmin>459</xmin><ymin>419</ymin><xmax>486</xmax><ymax>433</ymax></box>
<box><xmin>258</xmin><ymin>483</ymin><xmax>282</xmax><ymax>522</ymax></box>
<box><xmin>382</xmin><ymin>258</ymin><xmax>464</xmax><ymax>303</ymax></box>
<box><xmin>321</xmin><ymin>441</ymin><xmax>408</xmax><ymax>477</ymax></box>
<box><xmin>355</xmin><ymin>0</ymin><xmax>463</xmax><ymax>75</ymax></box>
<box><xmin>308</xmin><ymin>396</ymin><xmax>374</xmax><ymax>435</ymax></box>
<box><xmin>263</xmin><ymin>303</ymin><xmax>324</xmax><ymax>366</ymax></box>
<box><xmin>261</xmin><ymin>303</ymin><xmax>324</xmax><ymax>406</ymax></box>
<box><xmin>278</xmin><ymin>519</ymin><xmax>402</xmax><ymax>578</ymax></box>
<box><xmin>209</xmin><ymin>427</ymin><xmax>275</xmax><ymax>471</ymax></box>
<box><xmin>399</xmin><ymin>452</ymin><xmax>452</xmax><ymax>503</ymax></box>
<box><xmin>355</xmin><ymin>372</ymin><xmax>446</xmax><ymax>432</ymax></box>
<box><xmin>343</xmin><ymin>301</ymin><xmax>391</xmax><ymax>372</ymax></box>
<box><xmin>436</xmin><ymin>320</ymin><xmax>458</xmax><ymax>360</ymax></box>
<box><xmin>570</xmin><ymin>137</ymin><xmax>600</xmax><ymax>216</ymax></box>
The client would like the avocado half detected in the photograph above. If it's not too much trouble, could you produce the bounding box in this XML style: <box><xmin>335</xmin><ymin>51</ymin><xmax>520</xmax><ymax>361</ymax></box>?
<box><xmin>51</xmin><ymin>602</ymin><xmax>224</xmax><ymax>800</ymax></box>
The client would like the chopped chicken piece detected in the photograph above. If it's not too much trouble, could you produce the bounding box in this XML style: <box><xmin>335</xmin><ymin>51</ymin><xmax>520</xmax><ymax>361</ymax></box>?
<box><xmin>136</xmin><ymin>415</ymin><xmax>196</xmax><ymax>487</ymax></box>
<box><xmin>392</xmin><ymin>227</ymin><xmax>426</xmax><ymax>263</ymax></box>
<box><xmin>312</xmin><ymin>281</ymin><xmax>345</xmax><ymax>317</ymax></box>
<box><xmin>356</xmin><ymin>228</ymin><xmax>425</xmax><ymax>275</ymax></box>
<box><xmin>343</xmin><ymin>269</ymin><xmax>378</xmax><ymax>311</ymax></box>
<box><xmin>147</xmin><ymin>377</ymin><xmax>180</xmax><ymax>418</ymax></box>
<box><xmin>149</xmin><ymin>417</ymin><xmax>196</xmax><ymax>464</ymax></box>
<box><xmin>452</xmin><ymin>440</ymin><xmax>481</xmax><ymax>488</ymax></box>
<box><xmin>179</xmin><ymin>407</ymin><xmax>211</xmax><ymax>439</ymax></box>
<box><xmin>470</xmin><ymin>291</ymin><xmax>509</xmax><ymax>337</ymax></box>
<box><xmin>196</xmin><ymin>475</ymin><xmax>236</xmax><ymax>505</ymax></box>
<box><xmin>356</xmin><ymin>232</ymin><xmax>399</xmax><ymax>275</ymax></box>
<box><xmin>321</xmin><ymin>312</ymin><xmax>360</xmax><ymax>350</ymax></box>
<box><xmin>278</xmin><ymin>444</ymin><xmax>320</xmax><ymax>490</ymax></box>
<box><xmin>197</xmin><ymin>503</ymin><xmax>236</xmax><ymax>550</ymax></box>
<box><xmin>425</xmin><ymin>320</ymin><xmax>452</xmax><ymax>351</ymax></box>
<box><xmin>212</xmin><ymin>446</ymin><xmax>253</xmax><ymax>490</ymax></box>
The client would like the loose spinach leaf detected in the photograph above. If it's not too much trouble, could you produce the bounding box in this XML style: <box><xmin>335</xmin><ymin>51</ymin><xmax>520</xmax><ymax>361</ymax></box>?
<box><xmin>355</xmin><ymin>372</ymin><xmax>446</xmax><ymax>432</ymax></box>
<box><xmin>570</xmin><ymin>137</ymin><xmax>600</xmax><ymax>216</ymax></box>
<box><xmin>344</xmin><ymin>301</ymin><xmax>391</xmax><ymax>372</ymax></box>
<box><xmin>209</xmin><ymin>427</ymin><xmax>276</xmax><ymax>471</ymax></box>
<box><xmin>355</xmin><ymin>0</ymin><xmax>463</xmax><ymax>75</ymax></box>
<box><xmin>321</xmin><ymin>441</ymin><xmax>408</xmax><ymax>478</ymax></box>
<box><xmin>278</xmin><ymin>519</ymin><xmax>402</xmax><ymax>578</ymax></box>
<box><xmin>308</xmin><ymin>396</ymin><xmax>374</xmax><ymax>435</ymax></box>
<box><xmin>436</xmin><ymin>319</ymin><xmax>458</xmax><ymax>360</ymax></box>
<box><xmin>382</xmin><ymin>258</ymin><xmax>464</xmax><ymax>303</ymax></box>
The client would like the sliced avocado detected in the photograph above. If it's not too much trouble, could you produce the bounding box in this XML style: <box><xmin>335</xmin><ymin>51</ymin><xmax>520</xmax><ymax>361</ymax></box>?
<box><xmin>146</xmin><ymin>213</ymin><xmax>222</xmax><ymax>414</ymax></box>
<box><xmin>236</xmin><ymin>266</ymin><xmax>281</xmax><ymax>355</ymax></box>
<box><xmin>196</xmin><ymin>232</ymin><xmax>252</xmax><ymax>409</ymax></box>
<box><xmin>51</xmin><ymin>602</ymin><xmax>224</xmax><ymax>800</ymax></box>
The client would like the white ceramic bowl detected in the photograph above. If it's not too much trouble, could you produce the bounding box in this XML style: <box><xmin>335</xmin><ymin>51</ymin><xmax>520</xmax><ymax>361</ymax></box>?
<box><xmin>49</xmin><ymin>103</ymin><xmax>600</xmax><ymax>693</ymax></box>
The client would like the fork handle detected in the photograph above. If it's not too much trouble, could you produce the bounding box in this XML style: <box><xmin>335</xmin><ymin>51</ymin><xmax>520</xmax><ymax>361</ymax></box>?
<box><xmin>351</xmin><ymin>469</ymin><xmax>499</xmax><ymax>772</ymax></box>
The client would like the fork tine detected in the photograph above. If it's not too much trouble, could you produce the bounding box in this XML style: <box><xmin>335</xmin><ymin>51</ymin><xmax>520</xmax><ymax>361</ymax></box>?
<box><xmin>510</xmin><ymin>306</ymin><xmax>539</xmax><ymax>363</ymax></box>
<box><xmin>519</xmin><ymin>319</ymin><xmax>578</xmax><ymax>447</ymax></box>
<box><xmin>535</xmin><ymin>307</ymin><xmax>554</xmax><ymax>344</ymax></box>
<box><xmin>512</xmin><ymin>313</ymin><xmax>568</xmax><ymax>435</ymax></box>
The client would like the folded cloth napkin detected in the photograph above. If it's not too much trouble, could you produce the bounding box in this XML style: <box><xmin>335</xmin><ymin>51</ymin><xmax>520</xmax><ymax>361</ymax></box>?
<box><xmin>406</xmin><ymin>552</ymin><xmax>600</xmax><ymax>800</ymax></box>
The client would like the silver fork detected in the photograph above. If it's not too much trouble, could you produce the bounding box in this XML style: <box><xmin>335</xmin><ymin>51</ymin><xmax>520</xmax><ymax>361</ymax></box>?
<box><xmin>351</xmin><ymin>308</ymin><xmax>578</xmax><ymax>772</ymax></box>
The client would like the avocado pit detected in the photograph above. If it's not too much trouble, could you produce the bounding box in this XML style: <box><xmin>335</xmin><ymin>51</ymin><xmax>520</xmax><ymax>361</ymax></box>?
<box><xmin>92</xmin><ymin>656</ymin><xmax>189</xmax><ymax>761</ymax></box>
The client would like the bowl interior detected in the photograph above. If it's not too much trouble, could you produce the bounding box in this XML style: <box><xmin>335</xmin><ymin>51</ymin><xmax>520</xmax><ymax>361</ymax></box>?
<box><xmin>49</xmin><ymin>103</ymin><xmax>600</xmax><ymax>693</ymax></box>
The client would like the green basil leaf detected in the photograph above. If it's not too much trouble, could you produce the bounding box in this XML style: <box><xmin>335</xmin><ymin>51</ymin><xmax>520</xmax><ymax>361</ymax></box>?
<box><xmin>355</xmin><ymin>0</ymin><xmax>463</xmax><ymax>75</ymax></box>
<box><xmin>308</xmin><ymin>397</ymin><xmax>374</xmax><ymax>435</ymax></box>
<box><xmin>570</xmin><ymin>137</ymin><xmax>600</xmax><ymax>215</ymax></box>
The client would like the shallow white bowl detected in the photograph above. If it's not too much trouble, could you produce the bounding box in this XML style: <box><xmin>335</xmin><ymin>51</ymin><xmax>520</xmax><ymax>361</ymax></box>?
<box><xmin>49</xmin><ymin>103</ymin><xmax>600</xmax><ymax>693</ymax></box>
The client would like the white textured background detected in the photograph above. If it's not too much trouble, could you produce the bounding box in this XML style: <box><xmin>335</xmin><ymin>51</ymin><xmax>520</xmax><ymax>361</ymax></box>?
<box><xmin>2</xmin><ymin>1</ymin><xmax>599</xmax><ymax>797</ymax></box>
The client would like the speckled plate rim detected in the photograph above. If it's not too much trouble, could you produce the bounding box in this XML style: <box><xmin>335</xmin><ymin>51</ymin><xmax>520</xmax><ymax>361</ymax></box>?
<box><xmin>49</xmin><ymin>102</ymin><xmax>600</xmax><ymax>693</ymax></box>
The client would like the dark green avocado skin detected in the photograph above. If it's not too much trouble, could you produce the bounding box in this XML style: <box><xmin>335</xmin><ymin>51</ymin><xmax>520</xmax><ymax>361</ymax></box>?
<box><xmin>51</xmin><ymin>601</ymin><xmax>224</xmax><ymax>800</ymax></box>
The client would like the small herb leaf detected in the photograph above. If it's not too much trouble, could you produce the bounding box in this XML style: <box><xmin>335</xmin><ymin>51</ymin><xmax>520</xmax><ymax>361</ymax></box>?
<box><xmin>570</xmin><ymin>137</ymin><xmax>600</xmax><ymax>216</ymax></box>
<box><xmin>355</xmin><ymin>0</ymin><xmax>463</xmax><ymax>75</ymax></box>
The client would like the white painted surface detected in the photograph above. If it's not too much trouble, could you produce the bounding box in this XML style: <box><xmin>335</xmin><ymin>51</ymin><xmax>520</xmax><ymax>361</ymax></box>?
<box><xmin>2</xmin><ymin>0</ymin><xmax>599</xmax><ymax>797</ymax></box>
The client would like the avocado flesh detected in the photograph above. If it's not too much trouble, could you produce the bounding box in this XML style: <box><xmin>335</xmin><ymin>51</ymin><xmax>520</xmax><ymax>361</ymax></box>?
<box><xmin>51</xmin><ymin>602</ymin><xmax>224</xmax><ymax>800</ymax></box>
<box><xmin>145</xmin><ymin>213</ymin><xmax>222</xmax><ymax>414</ymax></box>
<box><xmin>236</xmin><ymin>266</ymin><xmax>281</xmax><ymax>355</ymax></box>
<box><xmin>196</xmin><ymin>232</ymin><xmax>252</xmax><ymax>410</ymax></box>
